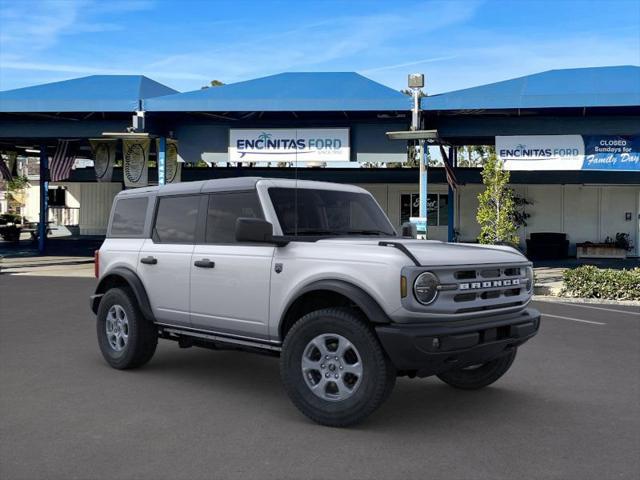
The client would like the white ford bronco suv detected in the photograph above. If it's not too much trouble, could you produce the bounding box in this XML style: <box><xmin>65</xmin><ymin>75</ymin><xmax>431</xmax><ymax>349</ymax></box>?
<box><xmin>91</xmin><ymin>177</ymin><xmax>540</xmax><ymax>427</ymax></box>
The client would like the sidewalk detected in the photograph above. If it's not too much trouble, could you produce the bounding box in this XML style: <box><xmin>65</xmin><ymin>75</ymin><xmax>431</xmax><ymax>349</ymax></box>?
<box><xmin>533</xmin><ymin>266</ymin><xmax>565</xmax><ymax>296</ymax></box>
<box><xmin>0</xmin><ymin>255</ymin><xmax>94</xmax><ymax>277</ymax></box>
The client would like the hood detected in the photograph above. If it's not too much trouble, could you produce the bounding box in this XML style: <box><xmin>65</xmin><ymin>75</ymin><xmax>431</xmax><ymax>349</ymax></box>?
<box><xmin>316</xmin><ymin>238</ymin><xmax>528</xmax><ymax>266</ymax></box>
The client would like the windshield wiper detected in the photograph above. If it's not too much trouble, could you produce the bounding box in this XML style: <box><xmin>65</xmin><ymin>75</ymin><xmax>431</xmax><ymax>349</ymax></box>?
<box><xmin>287</xmin><ymin>228</ymin><xmax>394</xmax><ymax>236</ymax></box>
<box><xmin>344</xmin><ymin>229</ymin><xmax>393</xmax><ymax>236</ymax></box>
<box><xmin>289</xmin><ymin>229</ymin><xmax>347</xmax><ymax>236</ymax></box>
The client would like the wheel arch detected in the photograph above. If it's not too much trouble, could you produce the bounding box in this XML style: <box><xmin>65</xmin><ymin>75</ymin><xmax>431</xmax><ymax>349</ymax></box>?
<box><xmin>279</xmin><ymin>279</ymin><xmax>390</xmax><ymax>340</ymax></box>
<box><xmin>92</xmin><ymin>267</ymin><xmax>155</xmax><ymax>322</ymax></box>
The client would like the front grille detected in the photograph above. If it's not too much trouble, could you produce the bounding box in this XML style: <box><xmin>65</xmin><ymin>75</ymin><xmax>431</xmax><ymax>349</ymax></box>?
<box><xmin>448</xmin><ymin>265</ymin><xmax>528</xmax><ymax>313</ymax></box>
<box><xmin>415</xmin><ymin>263</ymin><xmax>531</xmax><ymax>315</ymax></box>
<box><xmin>447</xmin><ymin>265</ymin><xmax>529</xmax><ymax>313</ymax></box>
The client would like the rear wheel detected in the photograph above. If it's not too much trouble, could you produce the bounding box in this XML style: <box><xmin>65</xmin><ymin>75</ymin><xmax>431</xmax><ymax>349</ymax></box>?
<box><xmin>280</xmin><ymin>307</ymin><xmax>395</xmax><ymax>427</ymax></box>
<box><xmin>97</xmin><ymin>287</ymin><xmax>157</xmax><ymax>369</ymax></box>
<box><xmin>436</xmin><ymin>348</ymin><xmax>517</xmax><ymax>390</ymax></box>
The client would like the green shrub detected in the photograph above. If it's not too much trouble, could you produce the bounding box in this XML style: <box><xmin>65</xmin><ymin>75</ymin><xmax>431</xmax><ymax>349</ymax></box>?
<box><xmin>561</xmin><ymin>265</ymin><xmax>640</xmax><ymax>301</ymax></box>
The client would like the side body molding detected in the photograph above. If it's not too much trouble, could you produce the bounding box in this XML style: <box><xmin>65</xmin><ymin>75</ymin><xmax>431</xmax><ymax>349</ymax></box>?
<box><xmin>91</xmin><ymin>267</ymin><xmax>155</xmax><ymax>322</ymax></box>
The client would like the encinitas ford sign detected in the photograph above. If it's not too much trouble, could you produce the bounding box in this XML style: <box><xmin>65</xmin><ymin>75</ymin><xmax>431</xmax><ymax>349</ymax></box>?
<box><xmin>497</xmin><ymin>135</ymin><xmax>640</xmax><ymax>171</ymax></box>
<box><xmin>229</xmin><ymin>128</ymin><xmax>350</xmax><ymax>162</ymax></box>
<box><xmin>497</xmin><ymin>135</ymin><xmax>585</xmax><ymax>170</ymax></box>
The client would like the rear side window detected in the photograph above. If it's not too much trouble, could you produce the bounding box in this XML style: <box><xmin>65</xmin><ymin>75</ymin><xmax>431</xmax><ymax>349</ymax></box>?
<box><xmin>153</xmin><ymin>195</ymin><xmax>200</xmax><ymax>244</ymax></box>
<box><xmin>110</xmin><ymin>197</ymin><xmax>148</xmax><ymax>237</ymax></box>
<box><xmin>206</xmin><ymin>191</ymin><xmax>263</xmax><ymax>243</ymax></box>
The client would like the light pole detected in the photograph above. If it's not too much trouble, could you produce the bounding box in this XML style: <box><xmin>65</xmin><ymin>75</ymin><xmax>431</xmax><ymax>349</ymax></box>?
<box><xmin>408</xmin><ymin>73</ymin><xmax>427</xmax><ymax>239</ymax></box>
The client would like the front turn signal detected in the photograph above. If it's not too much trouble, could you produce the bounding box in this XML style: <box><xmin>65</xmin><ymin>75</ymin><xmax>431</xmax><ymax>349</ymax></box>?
<box><xmin>400</xmin><ymin>275</ymin><xmax>407</xmax><ymax>298</ymax></box>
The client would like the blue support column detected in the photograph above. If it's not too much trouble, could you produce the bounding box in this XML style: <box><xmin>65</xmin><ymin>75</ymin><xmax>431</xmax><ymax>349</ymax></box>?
<box><xmin>157</xmin><ymin>137</ymin><xmax>166</xmax><ymax>186</ymax></box>
<box><xmin>38</xmin><ymin>145</ymin><xmax>48</xmax><ymax>254</ymax></box>
<box><xmin>419</xmin><ymin>141</ymin><xmax>428</xmax><ymax>238</ymax></box>
<box><xmin>447</xmin><ymin>146</ymin><xmax>456</xmax><ymax>242</ymax></box>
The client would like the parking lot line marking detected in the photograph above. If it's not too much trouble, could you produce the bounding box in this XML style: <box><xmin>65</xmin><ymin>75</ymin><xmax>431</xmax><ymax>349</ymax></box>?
<box><xmin>554</xmin><ymin>302</ymin><xmax>640</xmax><ymax>317</ymax></box>
<box><xmin>543</xmin><ymin>313</ymin><xmax>606</xmax><ymax>325</ymax></box>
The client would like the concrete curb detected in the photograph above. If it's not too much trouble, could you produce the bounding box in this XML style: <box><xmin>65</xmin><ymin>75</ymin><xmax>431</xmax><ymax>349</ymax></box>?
<box><xmin>533</xmin><ymin>294</ymin><xmax>640</xmax><ymax>307</ymax></box>
<box><xmin>534</xmin><ymin>284</ymin><xmax>562</xmax><ymax>296</ymax></box>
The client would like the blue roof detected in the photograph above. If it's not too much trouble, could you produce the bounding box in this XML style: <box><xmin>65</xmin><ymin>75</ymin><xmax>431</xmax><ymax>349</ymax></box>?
<box><xmin>422</xmin><ymin>66</ymin><xmax>640</xmax><ymax>111</ymax></box>
<box><xmin>145</xmin><ymin>72</ymin><xmax>411</xmax><ymax>112</ymax></box>
<box><xmin>0</xmin><ymin>75</ymin><xmax>178</xmax><ymax>113</ymax></box>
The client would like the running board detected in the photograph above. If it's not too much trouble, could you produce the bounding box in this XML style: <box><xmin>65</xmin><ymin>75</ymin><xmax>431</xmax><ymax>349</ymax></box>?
<box><xmin>157</xmin><ymin>324</ymin><xmax>282</xmax><ymax>352</ymax></box>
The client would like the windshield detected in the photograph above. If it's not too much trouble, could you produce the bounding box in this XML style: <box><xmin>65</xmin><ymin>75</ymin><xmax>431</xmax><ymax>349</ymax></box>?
<box><xmin>268</xmin><ymin>187</ymin><xmax>396</xmax><ymax>237</ymax></box>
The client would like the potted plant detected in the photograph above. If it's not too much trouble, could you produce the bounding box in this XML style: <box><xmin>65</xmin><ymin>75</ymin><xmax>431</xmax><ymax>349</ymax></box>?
<box><xmin>576</xmin><ymin>233</ymin><xmax>633</xmax><ymax>259</ymax></box>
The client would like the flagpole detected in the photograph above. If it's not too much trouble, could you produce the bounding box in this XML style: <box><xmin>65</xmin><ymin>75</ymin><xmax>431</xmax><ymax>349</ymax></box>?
<box><xmin>38</xmin><ymin>144</ymin><xmax>48</xmax><ymax>254</ymax></box>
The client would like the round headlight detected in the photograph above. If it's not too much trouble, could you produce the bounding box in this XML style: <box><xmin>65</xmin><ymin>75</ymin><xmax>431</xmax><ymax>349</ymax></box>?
<box><xmin>413</xmin><ymin>272</ymin><xmax>440</xmax><ymax>305</ymax></box>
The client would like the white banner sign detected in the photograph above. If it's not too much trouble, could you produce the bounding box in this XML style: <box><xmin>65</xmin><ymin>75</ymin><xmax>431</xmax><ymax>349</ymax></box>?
<box><xmin>229</xmin><ymin>128</ymin><xmax>350</xmax><ymax>163</ymax></box>
<box><xmin>496</xmin><ymin>135</ymin><xmax>585</xmax><ymax>170</ymax></box>
<box><xmin>166</xmin><ymin>139</ymin><xmax>181</xmax><ymax>183</ymax></box>
<box><xmin>122</xmin><ymin>138</ymin><xmax>149</xmax><ymax>188</ymax></box>
<box><xmin>90</xmin><ymin>139</ymin><xmax>116</xmax><ymax>182</ymax></box>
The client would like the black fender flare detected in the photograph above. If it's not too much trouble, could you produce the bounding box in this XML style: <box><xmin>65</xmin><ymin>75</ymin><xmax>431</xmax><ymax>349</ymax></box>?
<box><xmin>282</xmin><ymin>279</ymin><xmax>391</xmax><ymax>327</ymax></box>
<box><xmin>92</xmin><ymin>267</ymin><xmax>155</xmax><ymax>322</ymax></box>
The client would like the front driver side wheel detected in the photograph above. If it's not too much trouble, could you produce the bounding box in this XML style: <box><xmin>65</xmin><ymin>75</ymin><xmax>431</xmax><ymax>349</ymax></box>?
<box><xmin>280</xmin><ymin>307</ymin><xmax>396</xmax><ymax>427</ymax></box>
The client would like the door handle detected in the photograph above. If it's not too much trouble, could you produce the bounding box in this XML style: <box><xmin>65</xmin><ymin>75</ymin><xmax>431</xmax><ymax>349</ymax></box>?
<box><xmin>140</xmin><ymin>256</ymin><xmax>157</xmax><ymax>265</ymax></box>
<box><xmin>194</xmin><ymin>259</ymin><xmax>215</xmax><ymax>269</ymax></box>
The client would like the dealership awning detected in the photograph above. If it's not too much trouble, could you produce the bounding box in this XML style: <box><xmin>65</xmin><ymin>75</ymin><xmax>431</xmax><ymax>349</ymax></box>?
<box><xmin>145</xmin><ymin>72</ymin><xmax>411</xmax><ymax>112</ymax></box>
<box><xmin>421</xmin><ymin>66</ymin><xmax>640</xmax><ymax>111</ymax></box>
<box><xmin>0</xmin><ymin>75</ymin><xmax>178</xmax><ymax>113</ymax></box>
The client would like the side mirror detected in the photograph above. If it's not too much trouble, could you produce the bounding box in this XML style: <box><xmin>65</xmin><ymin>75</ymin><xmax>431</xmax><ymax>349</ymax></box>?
<box><xmin>401</xmin><ymin>222</ymin><xmax>417</xmax><ymax>239</ymax></box>
<box><xmin>235</xmin><ymin>218</ymin><xmax>273</xmax><ymax>243</ymax></box>
<box><xmin>235</xmin><ymin>218</ymin><xmax>289</xmax><ymax>246</ymax></box>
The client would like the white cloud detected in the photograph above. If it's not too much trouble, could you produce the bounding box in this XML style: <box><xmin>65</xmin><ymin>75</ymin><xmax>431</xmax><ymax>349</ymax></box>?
<box><xmin>360</xmin><ymin>56</ymin><xmax>459</xmax><ymax>74</ymax></box>
<box><xmin>0</xmin><ymin>0</ymin><xmax>153</xmax><ymax>56</ymax></box>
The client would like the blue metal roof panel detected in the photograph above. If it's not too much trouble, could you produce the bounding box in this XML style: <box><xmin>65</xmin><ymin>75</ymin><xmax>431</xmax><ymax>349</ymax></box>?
<box><xmin>0</xmin><ymin>75</ymin><xmax>178</xmax><ymax>112</ymax></box>
<box><xmin>422</xmin><ymin>66</ymin><xmax>640</xmax><ymax>111</ymax></box>
<box><xmin>145</xmin><ymin>72</ymin><xmax>411</xmax><ymax>111</ymax></box>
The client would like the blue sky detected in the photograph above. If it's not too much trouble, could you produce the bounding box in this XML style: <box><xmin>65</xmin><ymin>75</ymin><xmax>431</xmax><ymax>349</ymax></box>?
<box><xmin>0</xmin><ymin>0</ymin><xmax>638</xmax><ymax>94</ymax></box>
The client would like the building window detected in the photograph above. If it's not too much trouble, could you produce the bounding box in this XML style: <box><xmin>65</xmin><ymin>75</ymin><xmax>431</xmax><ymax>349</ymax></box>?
<box><xmin>48</xmin><ymin>187</ymin><xmax>66</xmax><ymax>207</ymax></box>
<box><xmin>400</xmin><ymin>193</ymin><xmax>449</xmax><ymax>227</ymax></box>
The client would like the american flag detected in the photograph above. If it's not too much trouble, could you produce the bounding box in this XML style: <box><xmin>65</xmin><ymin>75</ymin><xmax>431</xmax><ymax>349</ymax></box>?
<box><xmin>439</xmin><ymin>145</ymin><xmax>458</xmax><ymax>190</ymax></box>
<box><xmin>50</xmin><ymin>140</ymin><xmax>78</xmax><ymax>182</ymax></box>
<box><xmin>0</xmin><ymin>157</ymin><xmax>12</xmax><ymax>181</ymax></box>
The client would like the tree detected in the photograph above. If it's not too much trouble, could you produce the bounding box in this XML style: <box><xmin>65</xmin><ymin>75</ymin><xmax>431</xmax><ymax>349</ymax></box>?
<box><xmin>457</xmin><ymin>145</ymin><xmax>495</xmax><ymax>167</ymax></box>
<box><xmin>476</xmin><ymin>153</ymin><xmax>518</xmax><ymax>246</ymax></box>
<box><xmin>201</xmin><ymin>80</ymin><xmax>225</xmax><ymax>89</ymax></box>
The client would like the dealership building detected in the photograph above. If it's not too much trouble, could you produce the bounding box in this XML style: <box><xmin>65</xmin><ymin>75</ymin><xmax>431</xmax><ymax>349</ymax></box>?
<box><xmin>0</xmin><ymin>66</ymin><xmax>639</xmax><ymax>257</ymax></box>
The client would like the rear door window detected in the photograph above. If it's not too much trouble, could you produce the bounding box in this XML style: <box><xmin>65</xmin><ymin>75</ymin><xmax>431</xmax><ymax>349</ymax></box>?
<box><xmin>206</xmin><ymin>191</ymin><xmax>263</xmax><ymax>244</ymax></box>
<box><xmin>153</xmin><ymin>195</ymin><xmax>200</xmax><ymax>244</ymax></box>
<box><xmin>110</xmin><ymin>197</ymin><xmax>148</xmax><ymax>237</ymax></box>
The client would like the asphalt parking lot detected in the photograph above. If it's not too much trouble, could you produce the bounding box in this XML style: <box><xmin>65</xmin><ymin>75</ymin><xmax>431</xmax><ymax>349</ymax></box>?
<box><xmin>1</xmin><ymin>275</ymin><xmax>638</xmax><ymax>480</ymax></box>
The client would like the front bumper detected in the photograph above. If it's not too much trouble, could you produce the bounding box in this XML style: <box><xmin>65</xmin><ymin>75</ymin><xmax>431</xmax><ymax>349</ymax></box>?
<box><xmin>375</xmin><ymin>308</ymin><xmax>540</xmax><ymax>377</ymax></box>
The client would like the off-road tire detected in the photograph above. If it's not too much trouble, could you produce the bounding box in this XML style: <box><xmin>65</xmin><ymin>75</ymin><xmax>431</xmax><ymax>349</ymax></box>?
<box><xmin>436</xmin><ymin>348</ymin><xmax>517</xmax><ymax>390</ymax></box>
<box><xmin>280</xmin><ymin>307</ymin><xmax>396</xmax><ymax>427</ymax></box>
<box><xmin>97</xmin><ymin>287</ymin><xmax>157</xmax><ymax>369</ymax></box>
